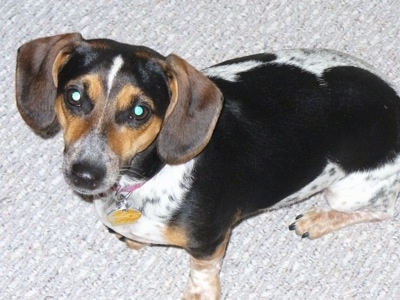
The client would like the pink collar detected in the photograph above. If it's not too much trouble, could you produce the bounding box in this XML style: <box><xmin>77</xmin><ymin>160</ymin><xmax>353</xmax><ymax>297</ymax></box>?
<box><xmin>112</xmin><ymin>182</ymin><xmax>144</xmax><ymax>193</ymax></box>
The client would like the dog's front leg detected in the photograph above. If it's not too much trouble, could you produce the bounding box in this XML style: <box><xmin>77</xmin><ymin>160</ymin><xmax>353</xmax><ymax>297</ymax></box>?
<box><xmin>183</xmin><ymin>255</ymin><xmax>223</xmax><ymax>300</ymax></box>
<box><xmin>107</xmin><ymin>227</ymin><xmax>148</xmax><ymax>250</ymax></box>
<box><xmin>182</xmin><ymin>233</ymin><xmax>230</xmax><ymax>300</ymax></box>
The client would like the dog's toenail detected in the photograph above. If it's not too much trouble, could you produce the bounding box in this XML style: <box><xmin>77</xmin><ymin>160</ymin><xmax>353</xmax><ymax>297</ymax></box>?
<box><xmin>295</xmin><ymin>214</ymin><xmax>304</xmax><ymax>220</ymax></box>
<box><xmin>289</xmin><ymin>223</ymin><xmax>296</xmax><ymax>231</ymax></box>
<box><xmin>302</xmin><ymin>232</ymin><xmax>310</xmax><ymax>239</ymax></box>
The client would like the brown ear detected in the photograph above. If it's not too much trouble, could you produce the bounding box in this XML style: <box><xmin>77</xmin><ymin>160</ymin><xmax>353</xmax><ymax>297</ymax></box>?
<box><xmin>157</xmin><ymin>54</ymin><xmax>224</xmax><ymax>164</ymax></box>
<box><xmin>15</xmin><ymin>33</ymin><xmax>83</xmax><ymax>137</ymax></box>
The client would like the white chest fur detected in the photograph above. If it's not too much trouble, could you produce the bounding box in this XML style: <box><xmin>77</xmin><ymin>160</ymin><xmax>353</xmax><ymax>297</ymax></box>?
<box><xmin>94</xmin><ymin>160</ymin><xmax>195</xmax><ymax>244</ymax></box>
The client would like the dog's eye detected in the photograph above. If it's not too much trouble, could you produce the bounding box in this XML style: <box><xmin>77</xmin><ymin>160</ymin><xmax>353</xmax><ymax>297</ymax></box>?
<box><xmin>65</xmin><ymin>88</ymin><xmax>82</xmax><ymax>107</ymax></box>
<box><xmin>115</xmin><ymin>102</ymin><xmax>153</xmax><ymax>126</ymax></box>
<box><xmin>130</xmin><ymin>104</ymin><xmax>150</xmax><ymax>121</ymax></box>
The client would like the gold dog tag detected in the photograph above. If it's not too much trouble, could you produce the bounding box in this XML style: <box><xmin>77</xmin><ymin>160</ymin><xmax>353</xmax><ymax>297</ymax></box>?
<box><xmin>107</xmin><ymin>209</ymin><xmax>142</xmax><ymax>226</ymax></box>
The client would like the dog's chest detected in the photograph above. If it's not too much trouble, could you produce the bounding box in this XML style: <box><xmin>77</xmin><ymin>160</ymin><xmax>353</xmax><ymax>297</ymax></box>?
<box><xmin>94</xmin><ymin>160</ymin><xmax>195</xmax><ymax>244</ymax></box>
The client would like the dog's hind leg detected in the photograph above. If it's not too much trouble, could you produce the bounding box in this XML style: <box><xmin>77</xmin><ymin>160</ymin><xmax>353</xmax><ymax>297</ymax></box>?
<box><xmin>290</xmin><ymin>157</ymin><xmax>400</xmax><ymax>239</ymax></box>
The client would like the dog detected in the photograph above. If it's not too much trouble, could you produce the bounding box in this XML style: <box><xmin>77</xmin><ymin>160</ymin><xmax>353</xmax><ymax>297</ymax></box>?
<box><xmin>16</xmin><ymin>33</ymin><xmax>400</xmax><ymax>299</ymax></box>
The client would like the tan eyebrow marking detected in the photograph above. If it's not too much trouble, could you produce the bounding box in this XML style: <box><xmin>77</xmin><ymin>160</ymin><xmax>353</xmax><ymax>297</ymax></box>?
<box><xmin>115</xmin><ymin>85</ymin><xmax>146</xmax><ymax>111</ymax></box>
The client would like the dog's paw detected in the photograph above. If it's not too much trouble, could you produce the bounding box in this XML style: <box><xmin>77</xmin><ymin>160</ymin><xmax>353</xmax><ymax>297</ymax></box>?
<box><xmin>107</xmin><ymin>227</ymin><xmax>148</xmax><ymax>250</ymax></box>
<box><xmin>289</xmin><ymin>207</ymin><xmax>391</xmax><ymax>240</ymax></box>
<box><xmin>288</xmin><ymin>208</ymin><xmax>335</xmax><ymax>239</ymax></box>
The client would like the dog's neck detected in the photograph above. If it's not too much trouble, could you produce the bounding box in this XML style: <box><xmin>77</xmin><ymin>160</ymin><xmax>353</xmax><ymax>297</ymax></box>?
<box><xmin>99</xmin><ymin>159</ymin><xmax>196</xmax><ymax>225</ymax></box>
<box><xmin>124</xmin><ymin>142</ymin><xmax>166</xmax><ymax>181</ymax></box>
<box><xmin>114</xmin><ymin>179</ymin><xmax>145</xmax><ymax>193</ymax></box>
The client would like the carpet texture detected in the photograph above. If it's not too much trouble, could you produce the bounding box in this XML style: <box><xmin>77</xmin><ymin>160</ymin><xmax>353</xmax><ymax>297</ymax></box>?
<box><xmin>1</xmin><ymin>1</ymin><xmax>400</xmax><ymax>299</ymax></box>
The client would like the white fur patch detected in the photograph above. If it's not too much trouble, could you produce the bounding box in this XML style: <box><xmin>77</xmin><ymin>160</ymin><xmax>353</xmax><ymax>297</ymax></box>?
<box><xmin>106</xmin><ymin>55</ymin><xmax>124</xmax><ymax>96</ymax></box>
<box><xmin>277</xmin><ymin>156</ymin><xmax>400</xmax><ymax>215</ymax></box>
<box><xmin>132</xmin><ymin>159</ymin><xmax>195</xmax><ymax>220</ymax></box>
<box><xmin>203</xmin><ymin>49</ymin><xmax>379</xmax><ymax>83</ymax></box>
<box><xmin>184</xmin><ymin>262</ymin><xmax>221</xmax><ymax>299</ymax></box>
<box><xmin>94</xmin><ymin>159</ymin><xmax>195</xmax><ymax>244</ymax></box>
<box><xmin>203</xmin><ymin>60</ymin><xmax>265</xmax><ymax>82</ymax></box>
<box><xmin>97</xmin><ymin>55</ymin><xmax>124</xmax><ymax>128</ymax></box>
<box><xmin>273</xmin><ymin>49</ymin><xmax>377</xmax><ymax>76</ymax></box>
<box><xmin>326</xmin><ymin>155</ymin><xmax>400</xmax><ymax>213</ymax></box>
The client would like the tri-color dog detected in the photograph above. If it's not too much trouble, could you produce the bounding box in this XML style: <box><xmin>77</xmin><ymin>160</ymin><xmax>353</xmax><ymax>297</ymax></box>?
<box><xmin>16</xmin><ymin>33</ymin><xmax>400</xmax><ymax>299</ymax></box>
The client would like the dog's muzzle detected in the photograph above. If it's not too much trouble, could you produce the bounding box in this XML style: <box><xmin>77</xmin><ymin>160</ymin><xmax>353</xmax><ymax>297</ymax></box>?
<box><xmin>63</xmin><ymin>132</ymin><xmax>120</xmax><ymax>195</ymax></box>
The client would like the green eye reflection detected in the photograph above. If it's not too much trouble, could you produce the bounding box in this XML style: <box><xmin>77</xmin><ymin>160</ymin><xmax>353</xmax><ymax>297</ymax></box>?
<box><xmin>71</xmin><ymin>91</ymin><xmax>81</xmax><ymax>102</ymax></box>
<box><xmin>130</xmin><ymin>104</ymin><xmax>150</xmax><ymax>121</ymax></box>
<box><xmin>65</xmin><ymin>88</ymin><xmax>82</xmax><ymax>107</ymax></box>
<box><xmin>134</xmin><ymin>105</ymin><xmax>144</xmax><ymax>116</ymax></box>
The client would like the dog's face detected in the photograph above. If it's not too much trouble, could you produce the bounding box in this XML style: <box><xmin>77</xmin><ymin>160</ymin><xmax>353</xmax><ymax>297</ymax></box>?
<box><xmin>16</xmin><ymin>33</ymin><xmax>223</xmax><ymax>195</ymax></box>
<box><xmin>53</xmin><ymin>40</ymin><xmax>170</xmax><ymax>194</ymax></box>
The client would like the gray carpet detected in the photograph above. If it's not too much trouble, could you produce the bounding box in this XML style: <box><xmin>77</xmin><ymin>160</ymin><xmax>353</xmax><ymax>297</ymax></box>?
<box><xmin>1</xmin><ymin>1</ymin><xmax>400</xmax><ymax>299</ymax></box>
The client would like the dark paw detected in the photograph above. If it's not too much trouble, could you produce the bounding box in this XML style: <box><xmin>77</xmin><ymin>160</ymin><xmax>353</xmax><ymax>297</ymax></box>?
<box><xmin>106</xmin><ymin>226</ymin><xmax>127</xmax><ymax>242</ymax></box>
<box><xmin>107</xmin><ymin>227</ymin><xmax>116</xmax><ymax>234</ymax></box>
<box><xmin>106</xmin><ymin>226</ymin><xmax>147</xmax><ymax>250</ymax></box>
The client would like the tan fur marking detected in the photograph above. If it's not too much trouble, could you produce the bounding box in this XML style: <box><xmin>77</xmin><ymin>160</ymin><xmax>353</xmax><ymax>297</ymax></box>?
<box><xmin>164</xmin><ymin>74</ymin><xmax>179</xmax><ymax>119</ymax></box>
<box><xmin>54</xmin><ymin>96</ymin><xmax>67</xmax><ymax>129</ymax></box>
<box><xmin>183</xmin><ymin>232</ymin><xmax>231</xmax><ymax>300</ymax></box>
<box><xmin>106</xmin><ymin>85</ymin><xmax>161</xmax><ymax>161</ymax></box>
<box><xmin>84</xmin><ymin>74</ymin><xmax>103</xmax><ymax>104</ymax></box>
<box><xmin>124</xmin><ymin>239</ymin><xmax>148</xmax><ymax>250</ymax></box>
<box><xmin>107</xmin><ymin>116</ymin><xmax>162</xmax><ymax>161</ymax></box>
<box><xmin>294</xmin><ymin>208</ymin><xmax>390</xmax><ymax>239</ymax></box>
<box><xmin>232</xmin><ymin>209</ymin><xmax>243</xmax><ymax>224</ymax></box>
<box><xmin>52</xmin><ymin>51</ymin><xmax>71</xmax><ymax>87</ymax></box>
<box><xmin>114</xmin><ymin>84</ymin><xmax>146</xmax><ymax>111</ymax></box>
<box><xmin>163</xmin><ymin>226</ymin><xmax>188</xmax><ymax>247</ymax></box>
<box><xmin>113</xmin><ymin>232</ymin><xmax>148</xmax><ymax>250</ymax></box>
<box><xmin>54</xmin><ymin>75</ymin><xmax>105</xmax><ymax>145</ymax></box>
<box><xmin>54</xmin><ymin>96</ymin><xmax>90</xmax><ymax>145</ymax></box>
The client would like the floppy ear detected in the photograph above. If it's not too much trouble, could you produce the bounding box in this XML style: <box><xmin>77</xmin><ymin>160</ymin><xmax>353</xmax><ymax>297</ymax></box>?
<box><xmin>157</xmin><ymin>54</ymin><xmax>224</xmax><ymax>164</ymax></box>
<box><xmin>15</xmin><ymin>33</ymin><xmax>83</xmax><ymax>137</ymax></box>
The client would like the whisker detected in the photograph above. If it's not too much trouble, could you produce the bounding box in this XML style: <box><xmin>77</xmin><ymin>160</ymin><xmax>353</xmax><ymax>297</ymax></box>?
<box><xmin>119</xmin><ymin>166</ymin><xmax>142</xmax><ymax>177</ymax></box>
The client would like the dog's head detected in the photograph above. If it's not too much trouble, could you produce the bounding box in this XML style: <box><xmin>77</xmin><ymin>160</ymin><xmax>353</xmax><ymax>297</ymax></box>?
<box><xmin>16</xmin><ymin>33</ymin><xmax>223</xmax><ymax>195</ymax></box>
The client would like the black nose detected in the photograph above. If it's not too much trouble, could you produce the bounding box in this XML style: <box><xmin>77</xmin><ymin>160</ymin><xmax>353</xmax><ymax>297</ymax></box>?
<box><xmin>70</xmin><ymin>161</ymin><xmax>106</xmax><ymax>191</ymax></box>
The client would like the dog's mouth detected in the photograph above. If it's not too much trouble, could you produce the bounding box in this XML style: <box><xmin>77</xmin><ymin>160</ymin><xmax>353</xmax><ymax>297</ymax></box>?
<box><xmin>65</xmin><ymin>165</ymin><xmax>146</xmax><ymax>197</ymax></box>
<box><xmin>68</xmin><ymin>181</ymin><xmax>116</xmax><ymax>197</ymax></box>
<box><xmin>62</xmin><ymin>142</ymin><xmax>153</xmax><ymax>197</ymax></box>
